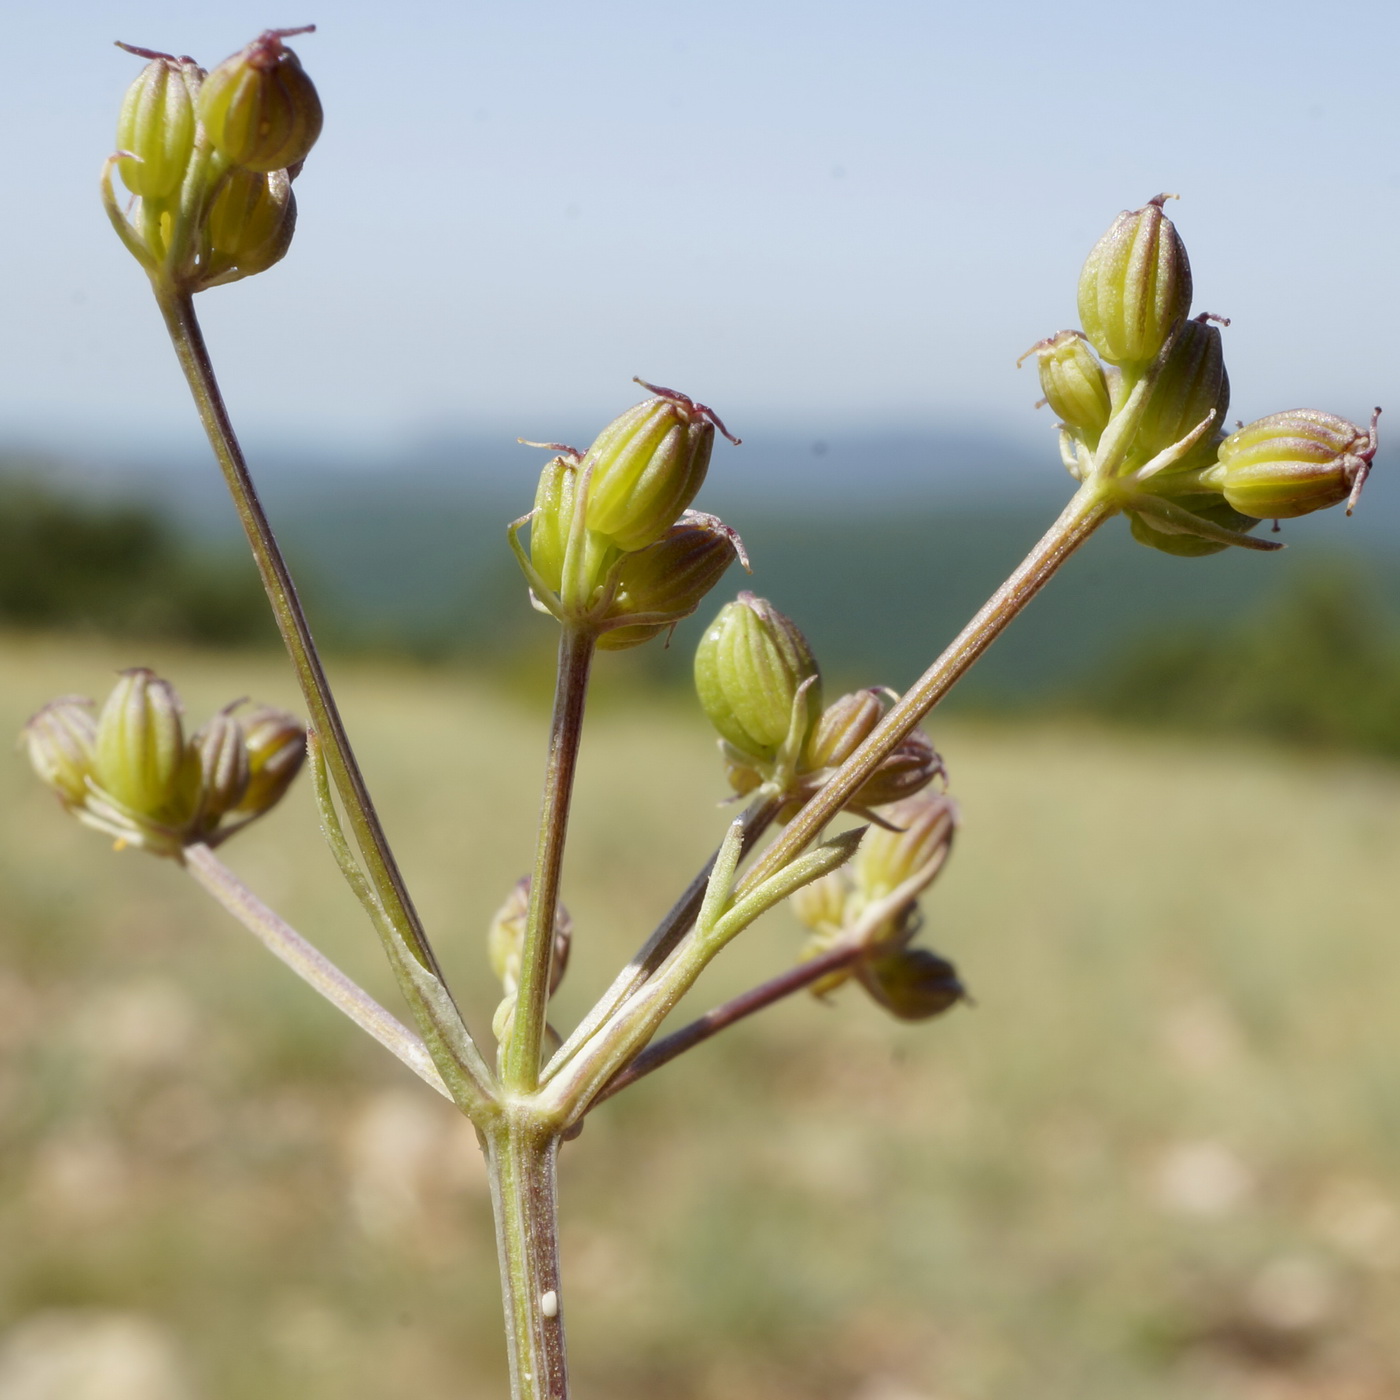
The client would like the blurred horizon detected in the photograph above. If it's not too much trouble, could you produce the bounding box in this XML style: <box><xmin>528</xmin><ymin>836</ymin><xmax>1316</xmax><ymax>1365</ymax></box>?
<box><xmin>7</xmin><ymin>423</ymin><xmax>1400</xmax><ymax>764</ymax></box>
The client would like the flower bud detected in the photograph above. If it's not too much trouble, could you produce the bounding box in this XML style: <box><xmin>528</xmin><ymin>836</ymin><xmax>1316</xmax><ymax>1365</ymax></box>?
<box><xmin>804</xmin><ymin>689</ymin><xmax>884</xmax><ymax>770</ymax></box>
<box><xmin>22</xmin><ymin>697</ymin><xmax>97</xmax><ymax>806</ymax></box>
<box><xmin>1136</xmin><ymin>314</ymin><xmax>1229</xmax><ymax>463</ymax></box>
<box><xmin>233</xmin><ymin>705</ymin><xmax>305</xmax><ymax>817</ymax></box>
<box><xmin>1022</xmin><ymin>331</ymin><xmax>1112</xmax><ymax>442</ymax></box>
<box><xmin>849</xmin><ymin>729</ymin><xmax>944</xmax><ymax>811</ymax></box>
<box><xmin>1211</xmin><ymin>408</ymin><xmax>1380</xmax><ymax>519</ymax></box>
<box><xmin>114</xmin><ymin>52</ymin><xmax>201</xmax><ymax>199</ymax></box>
<box><xmin>1077</xmin><ymin>195</ymin><xmax>1192</xmax><ymax>368</ymax></box>
<box><xmin>854</xmin><ymin>792</ymin><xmax>957</xmax><ymax>903</ymax></box>
<box><xmin>857</xmin><ymin>946</ymin><xmax>965</xmax><ymax>1021</ymax></box>
<box><xmin>486</xmin><ymin>877</ymin><xmax>572</xmax><ymax>996</ymax></box>
<box><xmin>201</xmin><ymin>167</ymin><xmax>296</xmax><ymax>284</ymax></box>
<box><xmin>193</xmin><ymin>709</ymin><xmax>250</xmax><ymax>826</ymax></box>
<box><xmin>694</xmin><ymin>593</ymin><xmax>822</xmax><ymax>764</ymax></box>
<box><xmin>93</xmin><ymin>669</ymin><xmax>199</xmax><ymax>823</ymax></box>
<box><xmin>597</xmin><ymin>512</ymin><xmax>747</xmax><ymax>651</ymax></box>
<box><xmin>582</xmin><ymin>383</ymin><xmax>737</xmax><ymax>553</ymax></box>
<box><xmin>197</xmin><ymin>27</ymin><xmax>323</xmax><ymax>173</ymax></box>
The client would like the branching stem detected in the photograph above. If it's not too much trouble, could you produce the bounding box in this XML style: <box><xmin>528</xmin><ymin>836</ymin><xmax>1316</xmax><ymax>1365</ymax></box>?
<box><xmin>591</xmin><ymin>941</ymin><xmax>861</xmax><ymax>1104</ymax></box>
<box><xmin>545</xmin><ymin>481</ymin><xmax>1115</xmax><ymax>1123</ymax></box>
<box><xmin>544</xmin><ymin>793</ymin><xmax>780</xmax><ymax>1081</ymax></box>
<box><xmin>149</xmin><ymin>279</ymin><xmax>1114</xmax><ymax>1400</ymax></box>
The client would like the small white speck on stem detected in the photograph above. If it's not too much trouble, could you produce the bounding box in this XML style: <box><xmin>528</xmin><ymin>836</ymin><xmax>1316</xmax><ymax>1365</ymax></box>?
<box><xmin>541</xmin><ymin>1289</ymin><xmax>559</xmax><ymax>1318</ymax></box>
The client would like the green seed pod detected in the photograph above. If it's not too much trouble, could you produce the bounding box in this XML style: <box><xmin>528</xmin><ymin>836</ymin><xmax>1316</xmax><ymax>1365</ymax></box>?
<box><xmin>804</xmin><ymin>689</ymin><xmax>884</xmax><ymax>770</ymax></box>
<box><xmin>22</xmin><ymin>696</ymin><xmax>97</xmax><ymax>807</ymax></box>
<box><xmin>1077</xmin><ymin>195</ymin><xmax>1192</xmax><ymax>369</ymax></box>
<box><xmin>854</xmin><ymin>792</ymin><xmax>957</xmax><ymax>903</ymax></box>
<box><xmin>527</xmin><ymin>452</ymin><xmax>580</xmax><ymax>595</ymax></box>
<box><xmin>1213</xmin><ymin>408</ymin><xmax>1380</xmax><ymax>519</ymax></box>
<box><xmin>115</xmin><ymin>52</ymin><xmax>202</xmax><ymax>199</ymax></box>
<box><xmin>858</xmin><ymin>946</ymin><xmax>965</xmax><ymax>1021</ymax></box>
<box><xmin>202</xmin><ymin>167</ymin><xmax>296</xmax><ymax>283</ymax></box>
<box><xmin>694</xmin><ymin>593</ymin><xmax>822</xmax><ymax>764</ymax></box>
<box><xmin>850</xmin><ymin>729</ymin><xmax>945</xmax><ymax>811</ymax></box>
<box><xmin>1136</xmin><ymin>314</ymin><xmax>1229</xmax><ymax>464</ymax></box>
<box><xmin>233</xmin><ymin>705</ymin><xmax>305</xmax><ymax>817</ymax></box>
<box><xmin>1127</xmin><ymin>492</ymin><xmax>1258</xmax><ymax>558</ymax></box>
<box><xmin>485</xmin><ymin>876</ymin><xmax>572</xmax><ymax>996</ymax></box>
<box><xmin>1023</xmin><ymin>331</ymin><xmax>1112</xmax><ymax>442</ymax></box>
<box><xmin>582</xmin><ymin>383</ymin><xmax>737</xmax><ymax>553</ymax></box>
<box><xmin>597</xmin><ymin>512</ymin><xmax>747</xmax><ymax>651</ymax></box>
<box><xmin>93</xmin><ymin>668</ymin><xmax>199</xmax><ymax>823</ymax></box>
<box><xmin>197</xmin><ymin>27</ymin><xmax>323</xmax><ymax>173</ymax></box>
<box><xmin>193</xmin><ymin>709</ymin><xmax>250</xmax><ymax>826</ymax></box>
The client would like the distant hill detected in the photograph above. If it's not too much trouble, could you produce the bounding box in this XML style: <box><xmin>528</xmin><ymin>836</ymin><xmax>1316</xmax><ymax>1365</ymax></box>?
<box><xmin>7</xmin><ymin>424</ymin><xmax>1399</xmax><ymax>707</ymax></box>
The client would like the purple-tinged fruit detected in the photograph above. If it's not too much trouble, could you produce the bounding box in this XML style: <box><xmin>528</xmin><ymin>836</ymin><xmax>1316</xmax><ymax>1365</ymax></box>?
<box><xmin>197</xmin><ymin>27</ymin><xmax>322</xmax><ymax>173</ymax></box>
<box><xmin>234</xmin><ymin>705</ymin><xmax>306</xmax><ymax>817</ymax></box>
<box><xmin>582</xmin><ymin>382</ymin><xmax>737</xmax><ymax>553</ymax></box>
<box><xmin>597</xmin><ymin>512</ymin><xmax>748</xmax><ymax>650</ymax></box>
<box><xmin>22</xmin><ymin>697</ymin><xmax>97</xmax><ymax>807</ymax></box>
<box><xmin>1212</xmin><ymin>407</ymin><xmax>1380</xmax><ymax>519</ymax></box>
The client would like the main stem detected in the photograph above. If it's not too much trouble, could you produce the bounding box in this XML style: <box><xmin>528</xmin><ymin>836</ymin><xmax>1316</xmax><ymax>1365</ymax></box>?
<box><xmin>504</xmin><ymin>625</ymin><xmax>596</xmax><ymax>1092</ymax></box>
<box><xmin>488</xmin><ymin>1117</ymin><xmax>568</xmax><ymax>1400</ymax></box>
<box><xmin>153</xmin><ymin>286</ymin><xmax>444</xmax><ymax>986</ymax></box>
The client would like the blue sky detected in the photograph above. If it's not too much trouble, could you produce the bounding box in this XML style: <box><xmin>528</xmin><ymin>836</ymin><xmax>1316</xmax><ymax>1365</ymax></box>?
<box><xmin>3</xmin><ymin>0</ymin><xmax>1398</xmax><ymax>464</ymax></box>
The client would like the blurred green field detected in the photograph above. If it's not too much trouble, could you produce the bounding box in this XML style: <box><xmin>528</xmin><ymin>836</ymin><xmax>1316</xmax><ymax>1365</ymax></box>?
<box><xmin>3</xmin><ymin>632</ymin><xmax>1400</xmax><ymax>1400</ymax></box>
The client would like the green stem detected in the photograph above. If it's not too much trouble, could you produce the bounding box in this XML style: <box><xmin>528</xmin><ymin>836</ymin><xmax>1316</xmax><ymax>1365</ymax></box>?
<box><xmin>541</xmin><ymin>828</ymin><xmax>861</xmax><ymax>1124</ymax></box>
<box><xmin>154</xmin><ymin>287</ymin><xmax>436</xmax><ymax>974</ymax></box>
<box><xmin>541</xmin><ymin>482</ymin><xmax>1115</xmax><ymax>1124</ymax></box>
<box><xmin>591</xmin><ymin>940</ymin><xmax>862</xmax><ymax>1105</ymax></box>
<box><xmin>181</xmin><ymin>843</ymin><xmax>450</xmax><ymax>1100</ymax></box>
<box><xmin>487</xmin><ymin>1116</ymin><xmax>569</xmax><ymax>1400</ymax></box>
<box><xmin>740</xmin><ymin>481</ymin><xmax>1115</xmax><ymax>893</ymax></box>
<box><xmin>504</xmin><ymin>625</ymin><xmax>596</xmax><ymax>1092</ymax></box>
<box><xmin>152</xmin><ymin>285</ymin><xmax>494</xmax><ymax>1110</ymax></box>
<box><xmin>542</xmin><ymin>793</ymin><xmax>780</xmax><ymax>1082</ymax></box>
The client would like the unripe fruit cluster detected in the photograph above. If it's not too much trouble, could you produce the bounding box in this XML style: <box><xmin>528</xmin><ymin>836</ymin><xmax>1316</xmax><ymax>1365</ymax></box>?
<box><xmin>108</xmin><ymin>29</ymin><xmax>321</xmax><ymax>290</ymax></box>
<box><xmin>517</xmin><ymin>383</ymin><xmax>746</xmax><ymax>638</ymax></box>
<box><xmin>23</xmin><ymin>670</ymin><xmax>305</xmax><ymax>856</ymax></box>
<box><xmin>1022</xmin><ymin>195</ymin><xmax>1379</xmax><ymax>557</ymax></box>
